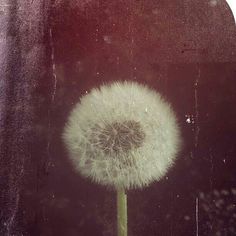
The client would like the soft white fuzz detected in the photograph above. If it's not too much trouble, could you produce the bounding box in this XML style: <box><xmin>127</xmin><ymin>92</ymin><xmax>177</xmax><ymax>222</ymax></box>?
<box><xmin>63</xmin><ymin>81</ymin><xmax>181</xmax><ymax>190</ymax></box>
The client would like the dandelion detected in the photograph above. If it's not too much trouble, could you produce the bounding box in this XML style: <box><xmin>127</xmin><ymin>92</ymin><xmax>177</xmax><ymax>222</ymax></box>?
<box><xmin>63</xmin><ymin>81</ymin><xmax>181</xmax><ymax>236</ymax></box>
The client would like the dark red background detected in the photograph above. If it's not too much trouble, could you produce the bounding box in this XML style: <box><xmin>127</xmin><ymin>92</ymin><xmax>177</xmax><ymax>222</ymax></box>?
<box><xmin>1</xmin><ymin>1</ymin><xmax>236</xmax><ymax>235</ymax></box>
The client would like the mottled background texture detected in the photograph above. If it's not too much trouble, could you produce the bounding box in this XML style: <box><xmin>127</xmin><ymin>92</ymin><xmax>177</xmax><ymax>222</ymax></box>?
<box><xmin>0</xmin><ymin>0</ymin><xmax>236</xmax><ymax>235</ymax></box>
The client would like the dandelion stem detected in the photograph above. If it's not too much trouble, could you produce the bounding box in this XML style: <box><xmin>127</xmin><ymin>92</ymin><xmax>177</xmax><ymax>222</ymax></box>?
<box><xmin>117</xmin><ymin>188</ymin><xmax>127</xmax><ymax>236</ymax></box>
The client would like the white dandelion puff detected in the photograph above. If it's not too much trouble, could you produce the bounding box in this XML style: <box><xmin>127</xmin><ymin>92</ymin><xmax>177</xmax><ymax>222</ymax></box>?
<box><xmin>63</xmin><ymin>81</ymin><xmax>181</xmax><ymax>190</ymax></box>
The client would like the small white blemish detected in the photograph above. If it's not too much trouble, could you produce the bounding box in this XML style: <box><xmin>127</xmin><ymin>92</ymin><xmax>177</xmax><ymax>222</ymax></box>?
<box><xmin>116</xmin><ymin>57</ymin><xmax>120</xmax><ymax>65</ymax></box>
<box><xmin>213</xmin><ymin>189</ymin><xmax>220</xmax><ymax>197</ymax></box>
<box><xmin>185</xmin><ymin>114</ymin><xmax>195</xmax><ymax>124</ymax></box>
<box><xmin>152</xmin><ymin>8</ymin><xmax>159</xmax><ymax>15</ymax></box>
<box><xmin>103</xmin><ymin>35</ymin><xmax>112</xmax><ymax>44</ymax></box>
<box><xmin>186</xmin><ymin>117</ymin><xmax>191</xmax><ymax>124</ymax></box>
<box><xmin>216</xmin><ymin>231</ymin><xmax>221</xmax><ymax>236</ymax></box>
<box><xmin>184</xmin><ymin>215</ymin><xmax>191</xmax><ymax>221</ymax></box>
<box><xmin>221</xmin><ymin>189</ymin><xmax>229</xmax><ymax>195</ymax></box>
<box><xmin>231</xmin><ymin>188</ymin><xmax>236</xmax><ymax>195</ymax></box>
<box><xmin>199</xmin><ymin>192</ymin><xmax>205</xmax><ymax>199</ymax></box>
<box><xmin>209</xmin><ymin>0</ymin><xmax>218</xmax><ymax>7</ymax></box>
<box><xmin>76</xmin><ymin>61</ymin><xmax>83</xmax><ymax>73</ymax></box>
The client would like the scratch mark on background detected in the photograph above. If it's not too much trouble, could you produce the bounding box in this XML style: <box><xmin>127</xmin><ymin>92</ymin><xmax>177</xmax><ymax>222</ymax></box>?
<box><xmin>6</xmin><ymin>192</ymin><xmax>19</xmax><ymax>236</ymax></box>
<box><xmin>194</xmin><ymin>67</ymin><xmax>200</xmax><ymax>147</ymax></box>
<box><xmin>196</xmin><ymin>197</ymin><xmax>199</xmax><ymax>236</ymax></box>
<box><xmin>45</xmin><ymin>27</ymin><xmax>57</xmax><ymax>169</ymax></box>
<box><xmin>209</xmin><ymin>148</ymin><xmax>214</xmax><ymax>190</ymax></box>
<box><xmin>49</xmin><ymin>27</ymin><xmax>57</xmax><ymax>103</ymax></box>
<box><xmin>5</xmin><ymin>163</ymin><xmax>25</xmax><ymax>236</ymax></box>
<box><xmin>0</xmin><ymin>4</ymin><xmax>12</xmax><ymax>7</ymax></box>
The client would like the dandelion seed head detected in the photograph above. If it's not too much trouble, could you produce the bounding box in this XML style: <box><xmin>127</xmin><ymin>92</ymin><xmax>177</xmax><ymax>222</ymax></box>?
<box><xmin>90</xmin><ymin>120</ymin><xmax>145</xmax><ymax>155</ymax></box>
<box><xmin>63</xmin><ymin>81</ymin><xmax>181</xmax><ymax>190</ymax></box>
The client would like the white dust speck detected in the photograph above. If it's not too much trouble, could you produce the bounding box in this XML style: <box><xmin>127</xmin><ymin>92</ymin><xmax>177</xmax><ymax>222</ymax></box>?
<box><xmin>184</xmin><ymin>215</ymin><xmax>191</xmax><ymax>221</ymax></box>
<box><xmin>185</xmin><ymin>114</ymin><xmax>194</xmax><ymax>124</ymax></box>
<box><xmin>231</xmin><ymin>188</ymin><xmax>236</xmax><ymax>195</ymax></box>
<box><xmin>213</xmin><ymin>190</ymin><xmax>220</xmax><ymax>197</ymax></box>
<box><xmin>221</xmin><ymin>189</ymin><xmax>229</xmax><ymax>195</ymax></box>
<box><xmin>186</xmin><ymin>117</ymin><xmax>191</xmax><ymax>123</ymax></box>
<box><xmin>103</xmin><ymin>35</ymin><xmax>112</xmax><ymax>44</ymax></box>
<box><xmin>199</xmin><ymin>192</ymin><xmax>205</xmax><ymax>199</ymax></box>
<box><xmin>209</xmin><ymin>0</ymin><xmax>218</xmax><ymax>7</ymax></box>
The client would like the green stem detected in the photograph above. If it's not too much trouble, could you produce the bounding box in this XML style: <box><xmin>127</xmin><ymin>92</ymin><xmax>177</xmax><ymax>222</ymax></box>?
<box><xmin>117</xmin><ymin>188</ymin><xmax>127</xmax><ymax>236</ymax></box>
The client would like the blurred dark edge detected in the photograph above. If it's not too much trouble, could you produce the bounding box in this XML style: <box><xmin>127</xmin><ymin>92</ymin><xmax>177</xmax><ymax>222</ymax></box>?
<box><xmin>0</xmin><ymin>1</ymin><xmax>52</xmax><ymax>235</ymax></box>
